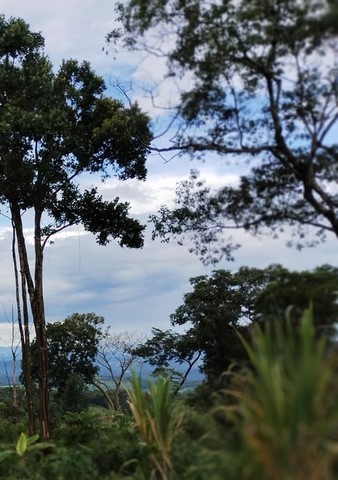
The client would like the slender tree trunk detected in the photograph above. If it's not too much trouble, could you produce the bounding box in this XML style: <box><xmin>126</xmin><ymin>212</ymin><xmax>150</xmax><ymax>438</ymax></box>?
<box><xmin>11</xmin><ymin>204</ymin><xmax>50</xmax><ymax>440</ymax></box>
<box><xmin>174</xmin><ymin>352</ymin><xmax>202</xmax><ymax>396</ymax></box>
<box><xmin>33</xmin><ymin>209</ymin><xmax>50</xmax><ymax>441</ymax></box>
<box><xmin>91</xmin><ymin>379</ymin><xmax>115</xmax><ymax>410</ymax></box>
<box><xmin>11</xmin><ymin>220</ymin><xmax>36</xmax><ymax>434</ymax></box>
<box><xmin>10</xmin><ymin>307</ymin><xmax>18</xmax><ymax>409</ymax></box>
<box><xmin>20</xmin><ymin>273</ymin><xmax>36</xmax><ymax>435</ymax></box>
<box><xmin>32</xmin><ymin>296</ymin><xmax>50</xmax><ymax>441</ymax></box>
<box><xmin>3</xmin><ymin>307</ymin><xmax>19</xmax><ymax>409</ymax></box>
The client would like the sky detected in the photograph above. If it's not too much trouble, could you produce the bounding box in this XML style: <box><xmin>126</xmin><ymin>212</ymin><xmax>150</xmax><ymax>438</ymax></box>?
<box><xmin>0</xmin><ymin>0</ymin><xmax>337</xmax><ymax>346</ymax></box>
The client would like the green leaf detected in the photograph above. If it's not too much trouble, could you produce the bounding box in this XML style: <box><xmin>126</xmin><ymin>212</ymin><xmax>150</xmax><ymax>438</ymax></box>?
<box><xmin>26</xmin><ymin>434</ymin><xmax>39</xmax><ymax>446</ymax></box>
<box><xmin>30</xmin><ymin>441</ymin><xmax>55</xmax><ymax>451</ymax></box>
<box><xmin>16</xmin><ymin>433</ymin><xmax>27</xmax><ymax>457</ymax></box>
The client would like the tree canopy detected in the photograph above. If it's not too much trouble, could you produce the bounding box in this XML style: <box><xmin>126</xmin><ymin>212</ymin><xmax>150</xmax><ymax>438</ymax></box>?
<box><xmin>169</xmin><ymin>268</ymin><xmax>266</xmax><ymax>379</ymax></box>
<box><xmin>30</xmin><ymin>313</ymin><xmax>104</xmax><ymax>391</ymax></box>
<box><xmin>254</xmin><ymin>264</ymin><xmax>338</xmax><ymax>333</ymax></box>
<box><xmin>1</xmin><ymin>16</ymin><xmax>151</xmax><ymax>248</ymax></box>
<box><xmin>115</xmin><ymin>0</ymin><xmax>338</xmax><ymax>263</ymax></box>
<box><xmin>138</xmin><ymin>264</ymin><xmax>338</xmax><ymax>381</ymax></box>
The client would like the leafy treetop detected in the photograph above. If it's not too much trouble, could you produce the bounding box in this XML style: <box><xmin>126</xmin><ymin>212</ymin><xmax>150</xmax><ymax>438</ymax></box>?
<box><xmin>0</xmin><ymin>15</ymin><xmax>152</xmax><ymax>248</ymax></box>
<box><xmin>30</xmin><ymin>313</ymin><xmax>105</xmax><ymax>391</ymax></box>
<box><xmin>138</xmin><ymin>264</ymin><xmax>338</xmax><ymax>381</ymax></box>
<box><xmin>114</xmin><ymin>0</ymin><xmax>338</xmax><ymax>263</ymax></box>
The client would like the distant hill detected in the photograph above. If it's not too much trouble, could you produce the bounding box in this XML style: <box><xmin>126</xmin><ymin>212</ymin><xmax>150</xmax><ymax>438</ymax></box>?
<box><xmin>0</xmin><ymin>347</ymin><xmax>204</xmax><ymax>388</ymax></box>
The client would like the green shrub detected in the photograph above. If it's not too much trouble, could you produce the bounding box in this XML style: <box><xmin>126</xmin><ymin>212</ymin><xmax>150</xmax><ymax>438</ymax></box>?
<box><xmin>54</xmin><ymin>407</ymin><xmax>139</xmax><ymax>478</ymax></box>
<box><xmin>126</xmin><ymin>372</ymin><xmax>184</xmax><ymax>480</ymax></box>
<box><xmin>226</xmin><ymin>306</ymin><xmax>338</xmax><ymax>480</ymax></box>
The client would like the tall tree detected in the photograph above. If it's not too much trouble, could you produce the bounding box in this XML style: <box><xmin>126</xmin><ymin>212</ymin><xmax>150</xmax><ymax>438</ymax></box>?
<box><xmin>0</xmin><ymin>16</ymin><xmax>152</xmax><ymax>439</ymax></box>
<box><xmin>115</xmin><ymin>0</ymin><xmax>338</xmax><ymax>263</ymax></box>
<box><xmin>169</xmin><ymin>269</ymin><xmax>263</xmax><ymax>380</ymax></box>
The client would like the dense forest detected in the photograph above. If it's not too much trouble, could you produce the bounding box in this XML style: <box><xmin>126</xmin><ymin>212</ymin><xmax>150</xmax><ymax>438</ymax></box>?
<box><xmin>1</xmin><ymin>1</ymin><xmax>338</xmax><ymax>478</ymax></box>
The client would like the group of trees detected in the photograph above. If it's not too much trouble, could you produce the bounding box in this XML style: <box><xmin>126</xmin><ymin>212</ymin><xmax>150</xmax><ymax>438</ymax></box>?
<box><xmin>16</xmin><ymin>263</ymin><xmax>337</xmax><ymax>415</ymax></box>
<box><xmin>136</xmin><ymin>264</ymin><xmax>338</xmax><ymax>383</ymax></box>
<box><xmin>2</xmin><ymin>309</ymin><xmax>338</xmax><ymax>479</ymax></box>
<box><xmin>1</xmin><ymin>0</ymin><xmax>338</xmax><ymax>441</ymax></box>
<box><xmin>30</xmin><ymin>313</ymin><xmax>105</xmax><ymax>392</ymax></box>
<box><xmin>32</xmin><ymin>264</ymin><xmax>337</xmax><ymax>402</ymax></box>
<box><xmin>27</xmin><ymin>313</ymin><xmax>144</xmax><ymax>414</ymax></box>
<box><xmin>0</xmin><ymin>16</ymin><xmax>152</xmax><ymax>439</ymax></box>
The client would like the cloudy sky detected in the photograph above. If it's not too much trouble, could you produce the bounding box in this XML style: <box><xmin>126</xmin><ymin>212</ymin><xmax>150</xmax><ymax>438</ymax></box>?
<box><xmin>0</xmin><ymin>0</ymin><xmax>336</xmax><ymax>346</ymax></box>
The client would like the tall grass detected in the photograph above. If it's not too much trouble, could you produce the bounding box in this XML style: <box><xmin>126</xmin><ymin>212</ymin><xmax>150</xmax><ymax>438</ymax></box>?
<box><xmin>228</xmin><ymin>306</ymin><xmax>338</xmax><ymax>480</ymax></box>
<box><xmin>126</xmin><ymin>372</ymin><xmax>184</xmax><ymax>480</ymax></box>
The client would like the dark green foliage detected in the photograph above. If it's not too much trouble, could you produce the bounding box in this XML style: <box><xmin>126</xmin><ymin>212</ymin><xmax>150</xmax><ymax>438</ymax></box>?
<box><xmin>0</xmin><ymin>408</ymin><xmax>139</xmax><ymax>479</ymax></box>
<box><xmin>0</xmin><ymin>388</ymin><xmax>30</xmax><ymax>442</ymax></box>
<box><xmin>0</xmin><ymin>18</ymin><xmax>151</xmax><ymax>246</ymax></box>
<box><xmin>53</xmin><ymin>409</ymin><xmax>139</xmax><ymax>478</ymax></box>
<box><xmin>115</xmin><ymin>1</ymin><xmax>338</xmax><ymax>262</ymax></box>
<box><xmin>2</xmin><ymin>317</ymin><xmax>338</xmax><ymax>480</ymax></box>
<box><xmin>0</xmin><ymin>16</ymin><xmax>44</xmax><ymax>57</ymax></box>
<box><xmin>169</xmin><ymin>269</ymin><xmax>259</xmax><ymax>380</ymax></box>
<box><xmin>139</xmin><ymin>264</ymin><xmax>338</xmax><ymax>382</ymax></box>
<box><xmin>30</xmin><ymin>313</ymin><xmax>104</xmax><ymax>391</ymax></box>
<box><xmin>183</xmin><ymin>382</ymin><xmax>222</xmax><ymax>413</ymax></box>
<box><xmin>59</xmin><ymin>374</ymin><xmax>89</xmax><ymax>413</ymax></box>
<box><xmin>254</xmin><ymin>264</ymin><xmax>338</xmax><ymax>333</ymax></box>
<box><xmin>136</xmin><ymin>268</ymin><xmax>258</xmax><ymax>382</ymax></box>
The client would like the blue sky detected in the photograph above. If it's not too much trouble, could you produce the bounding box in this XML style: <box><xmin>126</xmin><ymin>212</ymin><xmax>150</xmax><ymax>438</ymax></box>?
<box><xmin>0</xmin><ymin>0</ymin><xmax>336</xmax><ymax>346</ymax></box>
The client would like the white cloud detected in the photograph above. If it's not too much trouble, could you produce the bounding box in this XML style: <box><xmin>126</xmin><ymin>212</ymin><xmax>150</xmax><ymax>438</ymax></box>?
<box><xmin>91</xmin><ymin>167</ymin><xmax>239</xmax><ymax>215</ymax></box>
<box><xmin>2</xmin><ymin>0</ymin><xmax>115</xmax><ymax>72</ymax></box>
<box><xmin>40</xmin><ymin>229</ymin><xmax>209</xmax><ymax>332</ymax></box>
<box><xmin>0</xmin><ymin>322</ymin><xmax>20</xmax><ymax>348</ymax></box>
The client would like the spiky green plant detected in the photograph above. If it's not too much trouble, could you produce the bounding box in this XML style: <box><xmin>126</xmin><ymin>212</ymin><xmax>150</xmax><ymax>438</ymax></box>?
<box><xmin>227</xmin><ymin>306</ymin><xmax>338</xmax><ymax>480</ymax></box>
<box><xmin>126</xmin><ymin>372</ymin><xmax>184</xmax><ymax>480</ymax></box>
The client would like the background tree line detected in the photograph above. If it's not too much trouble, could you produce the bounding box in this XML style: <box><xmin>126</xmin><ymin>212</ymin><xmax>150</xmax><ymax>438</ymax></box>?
<box><xmin>15</xmin><ymin>263</ymin><xmax>338</xmax><ymax>412</ymax></box>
